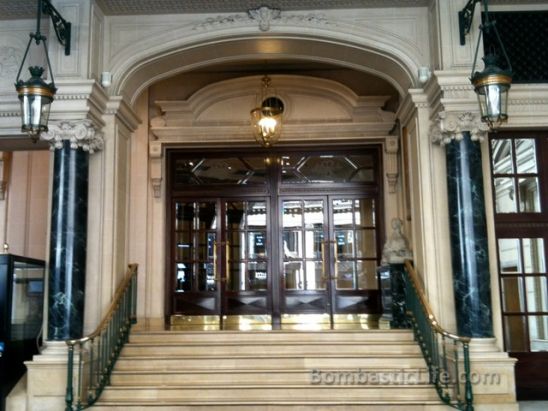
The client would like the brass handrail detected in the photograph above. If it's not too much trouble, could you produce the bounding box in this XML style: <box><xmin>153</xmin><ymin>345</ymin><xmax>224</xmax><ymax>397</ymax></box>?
<box><xmin>403</xmin><ymin>260</ymin><xmax>473</xmax><ymax>411</ymax></box>
<box><xmin>404</xmin><ymin>260</ymin><xmax>470</xmax><ymax>343</ymax></box>
<box><xmin>65</xmin><ymin>263</ymin><xmax>138</xmax><ymax>346</ymax></box>
<box><xmin>64</xmin><ymin>263</ymin><xmax>138</xmax><ymax>411</ymax></box>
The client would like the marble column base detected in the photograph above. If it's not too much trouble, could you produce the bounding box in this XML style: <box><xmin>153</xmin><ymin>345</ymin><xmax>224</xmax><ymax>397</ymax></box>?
<box><xmin>24</xmin><ymin>342</ymin><xmax>70</xmax><ymax>411</ymax></box>
<box><xmin>466</xmin><ymin>338</ymin><xmax>519</xmax><ymax>410</ymax></box>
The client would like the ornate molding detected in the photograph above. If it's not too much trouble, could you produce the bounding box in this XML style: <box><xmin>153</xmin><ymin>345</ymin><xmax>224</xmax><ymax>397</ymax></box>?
<box><xmin>41</xmin><ymin>120</ymin><xmax>104</xmax><ymax>153</ymax></box>
<box><xmin>248</xmin><ymin>6</ymin><xmax>281</xmax><ymax>31</ymax></box>
<box><xmin>430</xmin><ymin>111</ymin><xmax>489</xmax><ymax>146</ymax></box>
<box><xmin>194</xmin><ymin>8</ymin><xmax>331</xmax><ymax>31</ymax></box>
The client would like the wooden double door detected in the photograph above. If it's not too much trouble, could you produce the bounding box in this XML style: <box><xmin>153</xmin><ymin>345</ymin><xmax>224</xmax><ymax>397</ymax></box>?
<box><xmin>167</xmin><ymin>149</ymin><xmax>383</xmax><ymax>328</ymax></box>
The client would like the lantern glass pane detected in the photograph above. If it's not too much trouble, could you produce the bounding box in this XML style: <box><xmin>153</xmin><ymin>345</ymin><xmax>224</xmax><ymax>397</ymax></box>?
<box><xmin>477</xmin><ymin>83</ymin><xmax>509</xmax><ymax>127</ymax></box>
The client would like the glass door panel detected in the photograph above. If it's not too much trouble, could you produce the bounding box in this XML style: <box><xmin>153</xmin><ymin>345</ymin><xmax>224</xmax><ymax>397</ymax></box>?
<box><xmin>172</xmin><ymin>201</ymin><xmax>219</xmax><ymax>316</ymax></box>
<box><xmin>223</xmin><ymin>200</ymin><xmax>270</xmax><ymax>319</ymax></box>
<box><xmin>283</xmin><ymin>199</ymin><xmax>327</xmax><ymax>291</ymax></box>
<box><xmin>330</xmin><ymin>197</ymin><xmax>380</xmax><ymax>316</ymax></box>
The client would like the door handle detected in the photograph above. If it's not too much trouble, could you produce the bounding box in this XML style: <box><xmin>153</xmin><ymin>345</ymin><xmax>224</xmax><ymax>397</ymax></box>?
<box><xmin>333</xmin><ymin>239</ymin><xmax>339</xmax><ymax>280</ymax></box>
<box><xmin>225</xmin><ymin>241</ymin><xmax>230</xmax><ymax>286</ymax></box>
<box><xmin>213</xmin><ymin>241</ymin><xmax>220</xmax><ymax>282</ymax></box>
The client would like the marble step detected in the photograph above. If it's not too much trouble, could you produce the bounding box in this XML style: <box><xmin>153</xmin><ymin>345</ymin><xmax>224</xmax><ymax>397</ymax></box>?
<box><xmin>114</xmin><ymin>354</ymin><xmax>428</xmax><ymax>371</ymax></box>
<box><xmin>92</xmin><ymin>403</ymin><xmax>449</xmax><ymax>411</ymax></box>
<box><xmin>129</xmin><ymin>330</ymin><xmax>416</xmax><ymax>344</ymax></box>
<box><xmin>109</xmin><ymin>368</ymin><xmax>431</xmax><ymax>386</ymax></box>
<box><xmin>121</xmin><ymin>341</ymin><xmax>421</xmax><ymax>357</ymax></box>
<box><xmin>98</xmin><ymin>384</ymin><xmax>441</xmax><ymax>403</ymax></box>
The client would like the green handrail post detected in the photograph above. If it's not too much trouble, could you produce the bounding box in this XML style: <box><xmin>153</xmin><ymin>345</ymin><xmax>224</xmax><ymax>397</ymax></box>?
<box><xmin>403</xmin><ymin>260</ymin><xmax>473</xmax><ymax>411</ymax></box>
<box><xmin>65</xmin><ymin>344</ymin><xmax>74</xmax><ymax>411</ymax></box>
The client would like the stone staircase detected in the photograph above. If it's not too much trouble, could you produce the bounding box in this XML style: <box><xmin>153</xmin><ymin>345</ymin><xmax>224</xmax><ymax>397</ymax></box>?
<box><xmin>92</xmin><ymin>330</ymin><xmax>448</xmax><ymax>410</ymax></box>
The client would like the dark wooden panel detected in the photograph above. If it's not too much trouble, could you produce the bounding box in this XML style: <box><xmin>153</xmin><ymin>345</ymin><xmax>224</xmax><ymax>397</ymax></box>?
<box><xmin>511</xmin><ymin>352</ymin><xmax>548</xmax><ymax>400</ymax></box>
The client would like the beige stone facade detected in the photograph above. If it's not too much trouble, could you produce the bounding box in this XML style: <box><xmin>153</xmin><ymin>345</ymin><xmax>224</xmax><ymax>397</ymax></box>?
<box><xmin>2</xmin><ymin>1</ymin><xmax>548</xmax><ymax>410</ymax></box>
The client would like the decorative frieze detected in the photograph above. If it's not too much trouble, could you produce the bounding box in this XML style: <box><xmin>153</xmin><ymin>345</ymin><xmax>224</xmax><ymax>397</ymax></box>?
<box><xmin>194</xmin><ymin>7</ymin><xmax>330</xmax><ymax>31</ymax></box>
<box><xmin>41</xmin><ymin>120</ymin><xmax>104</xmax><ymax>153</ymax></box>
<box><xmin>430</xmin><ymin>111</ymin><xmax>489</xmax><ymax>146</ymax></box>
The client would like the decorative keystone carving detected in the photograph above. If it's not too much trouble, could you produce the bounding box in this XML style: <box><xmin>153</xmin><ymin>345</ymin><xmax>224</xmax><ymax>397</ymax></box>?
<box><xmin>381</xmin><ymin>218</ymin><xmax>413</xmax><ymax>265</ymax></box>
<box><xmin>248</xmin><ymin>6</ymin><xmax>281</xmax><ymax>31</ymax></box>
<box><xmin>430</xmin><ymin>111</ymin><xmax>489</xmax><ymax>146</ymax></box>
<box><xmin>41</xmin><ymin>120</ymin><xmax>104</xmax><ymax>153</ymax></box>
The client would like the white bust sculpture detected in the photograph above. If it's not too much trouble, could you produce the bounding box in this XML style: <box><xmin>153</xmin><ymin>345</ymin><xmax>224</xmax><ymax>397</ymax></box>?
<box><xmin>381</xmin><ymin>218</ymin><xmax>413</xmax><ymax>264</ymax></box>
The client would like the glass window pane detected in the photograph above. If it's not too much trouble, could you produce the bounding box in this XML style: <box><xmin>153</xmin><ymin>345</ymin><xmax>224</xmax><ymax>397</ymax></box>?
<box><xmin>504</xmin><ymin>315</ymin><xmax>528</xmax><ymax>352</ymax></box>
<box><xmin>283</xmin><ymin>230</ymin><xmax>302</xmax><ymax>259</ymax></box>
<box><xmin>197</xmin><ymin>262</ymin><xmax>215</xmax><ymax>291</ymax></box>
<box><xmin>175</xmin><ymin>203</ymin><xmax>193</xmax><ymax>231</ymax></box>
<box><xmin>228</xmin><ymin>232</ymin><xmax>245</xmax><ymax>261</ymax></box>
<box><xmin>197</xmin><ymin>232</ymin><xmax>215</xmax><ymax>261</ymax></box>
<box><xmin>176</xmin><ymin>262</ymin><xmax>192</xmax><ymax>291</ymax></box>
<box><xmin>528</xmin><ymin>316</ymin><xmax>548</xmax><ymax>352</ymax></box>
<box><xmin>285</xmin><ymin>261</ymin><xmax>304</xmax><ymax>290</ymax></box>
<box><xmin>355</xmin><ymin>229</ymin><xmax>376</xmax><ymax>258</ymax></box>
<box><xmin>498</xmin><ymin>239</ymin><xmax>522</xmax><ymax>273</ymax></box>
<box><xmin>10</xmin><ymin>264</ymin><xmax>44</xmax><ymax>340</ymax></box>
<box><xmin>333</xmin><ymin>199</ymin><xmax>353</xmax><ymax>227</ymax></box>
<box><xmin>298</xmin><ymin>155</ymin><xmax>355</xmax><ymax>183</ymax></box>
<box><xmin>501</xmin><ymin>277</ymin><xmax>525</xmax><ymax>312</ymax></box>
<box><xmin>519</xmin><ymin>177</ymin><xmax>541</xmax><ymax>212</ymax></box>
<box><xmin>227</xmin><ymin>262</ymin><xmax>246</xmax><ymax>291</ymax></box>
<box><xmin>335</xmin><ymin>230</ymin><xmax>354</xmax><ymax>259</ymax></box>
<box><xmin>357</xmin><ymin>261</ymin><xmax>378</xmax><ymax>290</ymax></box>
<box><xmin>522</xmin><ymin>238</ymin><xmax>545</xmax><ymax>273</ymax></box>
<box><xmin>305</xmin><ymin>231</ymin><xmax>323</xmax><ymax>259</ymax></box>
<box><xmin>226</xmin><ymin>202</ymin><xmax>245</xmax><ymax>229</ymax></box>
<box><xmin>305</xmin><ymin>261</ymin><xmax>326</xmax><ymax>290</ymax></box>
<box><xmin>283</xmin><ymin>201</ymin><xmax>303</xmax><ymax>228</ymax></box>
<box><xmin>248</xmin><ymin>262</ymin><xmax>267</xmax><ymax>291</ymax></box>
<box><xmin>304</xmin><ymin>200</ymin><xmax>323</xmax><ymax>229</ymax></box>
<box><xmin>491</xmin><ymin>139</ymin><xmax>513</xmax><ymax>174</ymax></box>
<box><xmin>494</xmin><ymin>178</ymin><xmax>517</xmax><ymax>213</ymax></box>
<box><xmin>247</xmin><ymin>202</ymin><xmax>266</xmax><ymax>228</ymax></box>
<box><xmin>526</xmin><ymin>277</ymin><xmax>548</xmax><ymax>313</ymax></box>
<box><xmin>355</xmin><ymin>199</ymin><xmax>375</xmax><ymax>227</ymax></box>
<box><xmin>198</xmin><ymin>202</ymin><xmax>216</xmax><ymax>229</ymax></box>
<box><xmin>336</xmin><ymin>261</ymin><xmax>355</xmax><ymax>289</ymax></box>
<box><xmin>248</xmin><ymin>231</ymin><xmax>267</xmax><ymax>259</ymax></box>
<box><xmin>176</xmin><ymin>232</ymin><xmax>192</xmax><ymax>260</ymax></box>
<box><xmin>516</xmin><ymin>139</ymin><xmax>538</xmax><ymax>174</ymax></box>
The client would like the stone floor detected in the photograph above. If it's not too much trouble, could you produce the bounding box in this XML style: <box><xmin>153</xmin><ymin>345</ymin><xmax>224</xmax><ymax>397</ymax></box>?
<box><xmin>520</xmin><ymin>402</ymin><xmax>548</xmax><ymax>411</ymax></box>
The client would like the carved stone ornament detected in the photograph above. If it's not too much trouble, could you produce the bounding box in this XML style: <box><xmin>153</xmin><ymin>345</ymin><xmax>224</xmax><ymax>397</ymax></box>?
<box><xmin>248</xmin><ymin>6</ymin><xmax>281</xmax><ymax>31</ymax></box>
<box><xmin>430</xmin><ymin>111</ymin><xmax>489</xmax><ymax>146</ymax></box>
<box><xmin>41</xmin><ymin>120</ymin><xmax>104</xmax><ymax>153</ymax></box>
<box><xmin>381</xmin><ymin>218</ymin><xmax>413</xmax><ymax>265</ymax></box>
<box><xmin>194</xmin><ymin>7</ymin><xmax>330</xmax><ymax>31</ymax></box>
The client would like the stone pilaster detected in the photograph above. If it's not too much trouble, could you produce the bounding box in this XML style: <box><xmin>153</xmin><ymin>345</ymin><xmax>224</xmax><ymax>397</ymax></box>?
<box><xmin>41</xmin><ymin>120</ymin><xmax>103</xmax><ymax>340</ymax></box>
<box><xmin>431</xmin><ymin>111</ymin><xmax>493</xmax><ymax>338</ymax></box>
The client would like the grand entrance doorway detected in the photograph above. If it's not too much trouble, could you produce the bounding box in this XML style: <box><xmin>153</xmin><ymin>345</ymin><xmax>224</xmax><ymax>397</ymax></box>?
<box><xmin>166</xmin><ymin>148</ymin><xmax>383</xmax><ymax>329</ymax></box>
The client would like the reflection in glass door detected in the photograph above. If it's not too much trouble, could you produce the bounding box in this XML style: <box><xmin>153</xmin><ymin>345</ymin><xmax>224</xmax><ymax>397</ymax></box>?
<box><xmin>281</xmin><ymin>197</ymin><xmax>380</xmax><ymax>328</ymax></box>
<box><xmin>223</xmin><ymin>200</ymin><xmax>270</xmax><ymax>328</ymax></box>
<box><xmin>172</xmin><ymin>201</ymin><xmax>219</xmax><ymax>317</ymax></box>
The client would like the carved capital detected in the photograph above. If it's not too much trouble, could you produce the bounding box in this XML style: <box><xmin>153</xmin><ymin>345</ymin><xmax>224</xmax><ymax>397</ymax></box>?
<box><xmin>430</xmin><ymin>111</ymin><xmax>489</xmax><ymax>146</ymax></box>
<box><xmin>41</xmin><ymin>120</ymin><xmax>104</xmax><ymax>153</ymax></box>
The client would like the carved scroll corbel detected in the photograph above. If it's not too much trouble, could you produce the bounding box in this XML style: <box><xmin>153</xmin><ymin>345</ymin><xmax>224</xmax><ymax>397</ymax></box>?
<box><xmin>385</xmin><ymin>136</ymin><xmax>399</xmax><ymax>193</ymax></box>
<box><xmin>149</xmin><ymin>141</ymin><xmax>162</xmax><ymax>198</ymax></box>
